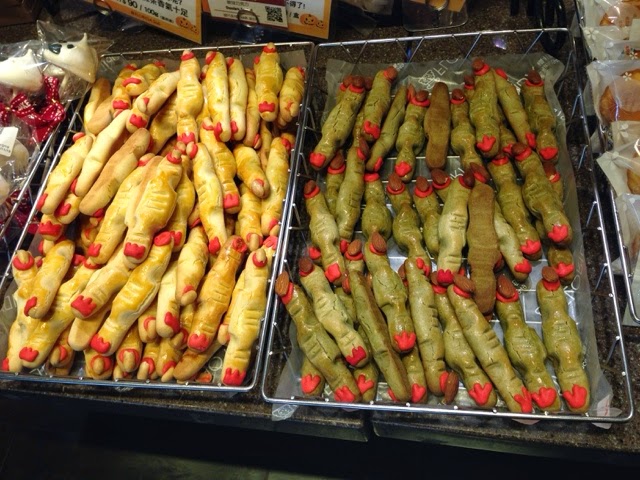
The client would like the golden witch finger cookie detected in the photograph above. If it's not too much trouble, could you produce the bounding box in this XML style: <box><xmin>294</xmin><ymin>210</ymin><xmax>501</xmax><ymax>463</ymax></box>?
<box><xmin>176</xmin><ymin>225</ymin><xmax>209</xmax><ymax>306</ymax></box>
<box><xmin>84</xmin><ymin>347</ymin><xmax>114</xmax><ymax>380</ymax></box>
<box><xmin>205</xmin><ymin>50</ymin><xmax>231</xmax><ymax>142</ymax></box>
<box><xmin>221</xmin><ymin>239</ymin><xmax>277</xmax><ymax>385</ymax></box>
<box><xmin>276</xmin><ymin>66</ymin><xmax>305</xmax><ymax>129</ymax></box>
<box><xmin>46</xmin><ymin>324</ymin><xmax>75</xmax><ymax>375</ymax></box>
<box><xmin>243</xmin><ymin>67</ymin><xmax>261</xmax><ymax>148</ymax></box>
<box><xmin>127</xmin><ymin>70</ymin><xmax>181</xmax><ymax>133</ymax></box>
<box><xmin>90</xmin><ymin>232</ymin><xmax>174</xmax><ymax>357</ymax></box>
<box><xmin>68</xmin><ymin>305</ymin><xmax>110</xmax><ymax>352</ymax></box>
<box><xmin>157</xmin><ymin>336</ymin><xmax>184</xmax><ymax>382</ymax></box>
<box><xmin>156</xmin><ymin>259</ymin><xmax>181</xmax><ymax>338</ymax></box>
<box><xmin>165</xmin><ymin>154</ymin><xmax>196</xmax><ymax>252</ymax></box>
<box><xmin>199</xmin><ymin>120</ymin><xmax>241</xmax><ymax>214</ymax></box>
<box><xmin>187</xmin><ymin>236</ymin><xmax>247</xmax><ymax>353</ymax></box>
<box><xmin>115</xmin><ymin>324</ymin><xmax>143</xmax><ymax>374</ymax></box>
<box><xmin>254</xmin><ymin>43</ymin><xmax>283</xmax><ymax>123</ymax></box>
<box><xmin>192</xmin><ymin>142</ymin><xmax>227</xmax><ymax>255</ymax></box>
<box><xmin>177</xmin><ymin>50</ymin><xmax>203</xmax><ymax>145</ymax></box>
<box><xmin>24</xmin><ymin>239</ymin><xmax>75</xmax><ymax>319</ymax></box>
<box><xmin>37</xmin><ymin>133</ymin><xmax>93</xmax><ymax>215</ymax></box>
<box><xmin>86</xmin><ymin>64</ymin><xmax>136</xmax><ymax>135</ymax></box>
<box><xmin>3</xmin><ymin>252</ymin><xmax>39</xmax><ymax>372</ymax></box>
<box><xmin>86</xmin><ymin>156</ymin><xmax>161</xmax><ymax>266</ymax></box>
<box><xmin>234</xmin><ymin>144</ymin><xmax>270</xmax><ymax>199</ymax></box>
<box><xmin>75</xmin><ymin>109</ymin><xmax>130</xmax><ymax>198</ymax></box>
<box><xmin>20</xmin><ymin>262</ymin><xmax>97</xmax><ymax>369</ymax></box>
<box><xmin>123</xmin><ymin>150</ymin><xmax>183</xmax><ymax>268</ymax></box>
<box><xmin>137</xmin><ymin>299</ymin><xmax>158</xmax><ymax>343</ymax></box>
<box><xmin>261</xmin><ymin>137</ymin><xmax>291</xmax><ymax>236</ymax></box>
<box><xmin>71</xmin><ymin>244</ymin><xmax>131</xmax><ymax>319</ymax></box>
<box><xmin>149</xmin><ymin>91</ymin><xmax>179</xmax><ymax>154</ymax></box>
<box><xmin>123</xmin><ymin>61</ymin><xmax>166</xmax><ymax>97</ymax></box>
<box><xmin>227</xmin><ymin>57</ymin><xmax>248</xmax><ymax>142</ymax></box>
<box><xmin>236</xmin><ymin>184</ymin><xmax>263</xmax><ymax>252</ymax></box>
<box><xmin>137</xmin><ymin>338</ymin><xmax>162</xmax><ymax>381</ymax></box>
<box><xmin>83</xmin><ymin>77</ymin><xmax>111</xmax><ymax>128</ymax></box>
<box><xmin>80</xmin><ymin>128</ymin><xmax>151</xmax><ymax>216</ymax></box>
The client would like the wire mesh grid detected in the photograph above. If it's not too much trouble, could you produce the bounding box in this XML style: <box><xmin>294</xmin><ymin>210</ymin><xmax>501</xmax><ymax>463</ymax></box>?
<box><xmin>0</xmin><ymin>41</ymin><xmax>315</xmax><ymax>393</ymax></box>
<box><xmin>261</xmin><ymin>29</ymin><xmax>634</xmax><ymax>423</ymax></box>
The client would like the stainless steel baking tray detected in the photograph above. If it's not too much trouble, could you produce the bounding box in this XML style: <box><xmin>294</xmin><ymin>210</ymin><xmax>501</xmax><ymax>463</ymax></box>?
<box><xmin>261</xmin><ymin>29</ymin><xmax>634</xmax><ymax>422</ymax></box>
<box><xmin>0</xmin><ymin>41</ymin><xmax>315</xmax><ymax>393</ymax></box>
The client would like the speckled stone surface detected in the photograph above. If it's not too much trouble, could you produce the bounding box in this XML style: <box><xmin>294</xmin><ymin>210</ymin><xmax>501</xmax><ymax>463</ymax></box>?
<box><xmin>1</xmin><ymin>0</ymin><xmax>638</xmax><ymax>459</ymax></box>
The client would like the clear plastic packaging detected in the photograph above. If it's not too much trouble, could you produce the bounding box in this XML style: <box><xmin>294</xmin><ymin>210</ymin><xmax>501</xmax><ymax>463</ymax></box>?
<box><xmin>586</xmin><ymin>59</ymin><xmax>640</xmax><ymax>125</ymax></box>
<box><xmin>36</xmin><ymin>20</ymin><xmax>113</xmax><ymax>103</ymax></box>
<box><xmin>263</xmin><ymin>33</ymin><xmax>626</xmax><ymax>423</ymax></box>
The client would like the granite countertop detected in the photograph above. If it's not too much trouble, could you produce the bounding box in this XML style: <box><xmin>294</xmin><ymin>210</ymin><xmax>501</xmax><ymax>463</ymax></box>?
<box><xmin>1</xmin><ymin>0</ymin><xmax>638</xmax><ymax>464</ymax></box>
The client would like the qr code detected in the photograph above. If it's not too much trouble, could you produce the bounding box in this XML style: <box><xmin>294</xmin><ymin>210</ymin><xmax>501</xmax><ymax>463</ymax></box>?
<box><xmin>266</xmin><ymin>6</ymin><xmax>284</xmax><ymax>23</ymax></box>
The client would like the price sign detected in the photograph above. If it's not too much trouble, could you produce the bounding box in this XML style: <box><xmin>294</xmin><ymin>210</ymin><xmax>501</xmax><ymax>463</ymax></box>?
<box><xmin>285</xmin><ymin>0</ymin><xmax>332</xmax><ymax>40</ymax></box>
<box><xmin>92</xmin><ymin>0</ymin><xmax>203</xmax><ymax>43</ymax></box>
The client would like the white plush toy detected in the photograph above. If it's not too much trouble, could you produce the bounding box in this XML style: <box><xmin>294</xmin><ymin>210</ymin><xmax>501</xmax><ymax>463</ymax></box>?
<box><xmin>43</xmin><ymin>33</ymin><xmax>99</xmax><ymax>84</ymax></box>
<box><xmin>0</xmin><ymin>49</ymin><xmax>44</xmax><ymax>93</ymax></box>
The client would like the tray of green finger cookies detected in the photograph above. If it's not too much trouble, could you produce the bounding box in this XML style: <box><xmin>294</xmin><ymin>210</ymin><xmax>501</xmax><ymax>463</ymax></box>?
<box><xmin>260</xmin><ymin>29</ymin><xmax>634</xmax><ymax>423</ymax></box>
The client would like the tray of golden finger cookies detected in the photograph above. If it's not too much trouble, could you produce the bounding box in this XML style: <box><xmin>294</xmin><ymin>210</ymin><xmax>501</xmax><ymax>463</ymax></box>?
<box><xmin>261</xmin><ymin>30</ymin><xmax>634</xmax><ymax>423</ymax></box>
<box><xmin>0</xmin><ymin>41</ymin><xmax>314</xmax><ymax>392</ymax></box>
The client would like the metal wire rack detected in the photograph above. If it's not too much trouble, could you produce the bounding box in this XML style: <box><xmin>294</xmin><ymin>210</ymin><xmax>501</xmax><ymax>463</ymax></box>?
<box><xmin>261</xmin><ymin>29</ymin><xmax>634</xmax><ymax>423</ymax></box>
<box><xmin>571</xmin><ymin>0</ymin><xmax>640</xmax><ymax>326</ymax></box>
<box><xmin>0</xmin><ymin>119</ymin><xmax>67</xmax><ymax>274</ymax></box>
<box><xmin>0</xmin><ymin>41</ymin><xmax>315</xmax><ymax>393</ymax></box>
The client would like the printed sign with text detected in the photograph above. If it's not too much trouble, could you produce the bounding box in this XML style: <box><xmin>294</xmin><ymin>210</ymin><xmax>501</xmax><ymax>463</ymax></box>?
<box><xmin>285</xmin><ymin>0</ymin><xmax>332</xmax><ymax>39</ymax></box>
<box><xmin>209</xmin><ymin>0</ymin><xmax>288</xmax><ymax>29</ymax></box>
<box><xmin>92</xmin><ymin>0</ymin><xmax>203</xmax><ymax>43</ymax></box>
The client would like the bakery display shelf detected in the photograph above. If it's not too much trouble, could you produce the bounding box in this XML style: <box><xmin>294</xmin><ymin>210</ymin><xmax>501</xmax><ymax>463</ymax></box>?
<box><xmin>596</xmin><ymin>120</ymin><xmax>640</xmax><ymax>327</ymax></box>
<box><xmin>261</xmin><ymin>28</ymin><xmax>634</xmax><ymax>423</ymax></box>
<box><xmin>609</xmin><ymin>186</ymin><xmax>640</xmax><ymax>325</ymax></box>
<box><xmin>0</xmin><ymin>41</ymin><xmax>315</xmax><ymax>394</ymax></box>
<box><xmin>571</xmin><ymin>0</ymin><xmax>640</xmax><ymax>327</ymax></box>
